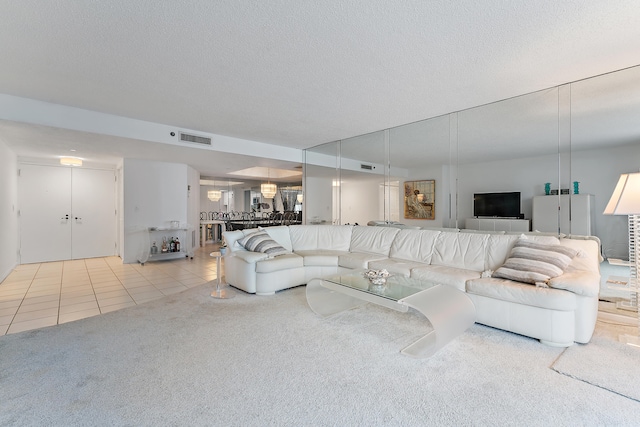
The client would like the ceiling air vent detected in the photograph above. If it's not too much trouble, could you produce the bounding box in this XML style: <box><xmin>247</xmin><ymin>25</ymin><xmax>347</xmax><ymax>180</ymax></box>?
<box><xmin>179</xmin><ymin>132</ymin><xmax>212</xmax><ymax>146</ymax></box>
<box><xmin>360</xmin><ymin>164</ymin><xmax>373</xmax><ymax>170</ymax></box>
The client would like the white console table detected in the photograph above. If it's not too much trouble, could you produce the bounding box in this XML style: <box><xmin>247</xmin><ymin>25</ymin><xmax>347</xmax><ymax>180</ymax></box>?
<box><xmin>465</xmin><ymin>218</ymin><xmax>530</xmax><ymax>232</ymax></box>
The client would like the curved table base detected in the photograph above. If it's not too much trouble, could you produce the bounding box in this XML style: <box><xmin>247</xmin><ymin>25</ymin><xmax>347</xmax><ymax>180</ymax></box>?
<box><xmin>307</xmin><ymin>278</ymin><xmax>475</xmax><ymax>358</ymax></box>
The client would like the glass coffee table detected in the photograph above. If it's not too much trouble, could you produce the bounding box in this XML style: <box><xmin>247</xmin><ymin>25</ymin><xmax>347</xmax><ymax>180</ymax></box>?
<box><xmin>306</xmin><ymin>271</ymin><xmax>476</xmax><ymax>358</ymax></box>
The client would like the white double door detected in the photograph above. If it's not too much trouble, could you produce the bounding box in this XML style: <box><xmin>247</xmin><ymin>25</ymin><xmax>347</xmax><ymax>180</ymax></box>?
<box><xmin>19</xmin><ymin>164</ymin><xmax>117</xmax><ymax>263</ymax></box>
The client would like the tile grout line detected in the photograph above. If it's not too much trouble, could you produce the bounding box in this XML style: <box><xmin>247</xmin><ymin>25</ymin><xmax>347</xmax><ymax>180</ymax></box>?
<box><xmin>7</xmin><ymin>263</ymin><xmax>42</xmax><ymax>334</ymax></box>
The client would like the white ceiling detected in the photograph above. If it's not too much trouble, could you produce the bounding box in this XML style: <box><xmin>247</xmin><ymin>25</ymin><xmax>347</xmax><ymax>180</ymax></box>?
<box><xmin>1</xmin><ymin>1</ymin><xmax>640</xmax><ymax>178</ymax></box>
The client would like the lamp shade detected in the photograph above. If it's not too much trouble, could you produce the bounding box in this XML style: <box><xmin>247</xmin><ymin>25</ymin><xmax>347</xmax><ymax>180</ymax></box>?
<box><xmin>604</xmin><ymin>172</ymin><xmax>640</xmax><ymax>215</ymax></box>
<box><xmin>261</xmin><ymin>183</ymin><xmax>277</xmax><ymax>199</ymax></box>
<box><xmin>207</xmin><ymin>190</ymin><xmax>221</xmax><ymax>201</ymax></box>
<box><xmin>60</xmin><ymin>157</ymin><xmax>82</xmax><ymax>167</ymax></box>
<box><xmin>297</xmin><ymin>194</ymin><xmax>303</xmax><ymax>203</ymax></box>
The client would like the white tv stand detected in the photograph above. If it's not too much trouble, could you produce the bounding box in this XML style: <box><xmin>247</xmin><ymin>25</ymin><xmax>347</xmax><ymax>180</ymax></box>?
<box><xmin>465</xmin><ymin>218</ymin><xmax>530</xmax><ymax>232</ymax></box>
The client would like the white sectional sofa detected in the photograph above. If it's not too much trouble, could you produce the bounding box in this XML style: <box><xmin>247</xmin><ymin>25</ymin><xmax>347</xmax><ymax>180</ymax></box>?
<box><xmin>222</xmin><ymin>225</ymin><xmax>601</xmax><ymax>346</ymax></box>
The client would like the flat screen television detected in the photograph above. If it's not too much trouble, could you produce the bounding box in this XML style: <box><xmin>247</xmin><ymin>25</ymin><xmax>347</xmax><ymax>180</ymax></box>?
<box><xmin>473</xmin><ymin>192</ymin><xmax>521</xmax><ymax>218</ymax></box>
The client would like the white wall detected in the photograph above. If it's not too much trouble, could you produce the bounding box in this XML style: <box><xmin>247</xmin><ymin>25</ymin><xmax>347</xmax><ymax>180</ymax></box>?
<box><xmin>453</xmin><ymin>144</ymin><xmax>640</xmax><ymax>259</ymax></box>
<box><xmin>122</xmin><ymin>158</ymin><xmax>188</xmax><ymax>263</ymax></box>
<box><xmin>456</xmin><ymin>152</ymin><xmax>558</xmax><ymax>221</ymax></box>
<box><xmin>340</xmin><ymin>179</ymin><xmax>379</xmax><ymax>225</ymax></box>
<box><xmin>0</xmin><ymin>139</ymin><xmax>18</xmax><ymax>281</ymax></box>
<box><xmin>304</xmin><ymin>175</ymin><xmax>334</xmax><ymax>223</ymax></box>
<box><xmin>187</xmin><ymin>166</ymin><xmax>200</xmax><ymax>249</ymax></box>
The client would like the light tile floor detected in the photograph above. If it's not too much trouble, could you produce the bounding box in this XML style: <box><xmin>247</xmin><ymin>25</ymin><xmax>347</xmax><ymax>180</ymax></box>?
<box><xmin>0</xmin><ymin>245</ymin><xmax>223</xmax><ymax>336</ymax></box>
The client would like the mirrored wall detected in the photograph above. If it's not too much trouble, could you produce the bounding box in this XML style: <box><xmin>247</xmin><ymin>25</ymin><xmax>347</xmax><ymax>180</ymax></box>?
<box><xmin>304</xmin><ymin>64</ymin><xmax>640</xmax><ymax>260</ymax></box>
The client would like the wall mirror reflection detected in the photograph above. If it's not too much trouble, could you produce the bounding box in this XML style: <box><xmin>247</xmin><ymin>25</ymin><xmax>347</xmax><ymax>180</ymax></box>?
<box><xmin>304</xmin><ymin>64</ymin><xmax>640</xmax><ymax>266</ymax></box>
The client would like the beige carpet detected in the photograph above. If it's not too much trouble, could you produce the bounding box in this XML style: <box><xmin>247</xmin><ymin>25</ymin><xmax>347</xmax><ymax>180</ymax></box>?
<box><xmin>1</xmin><ymin>284</ymin><xmax>640</xmax><ymax>426</ymax></box>
<box><xmin>552</xmin><ymin>335</ymin><xmax>640</xmax><ymax>402</ymax></box>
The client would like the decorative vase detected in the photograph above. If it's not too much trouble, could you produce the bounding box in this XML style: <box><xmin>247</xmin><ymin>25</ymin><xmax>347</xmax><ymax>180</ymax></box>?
<box><xmin>544</xmin><ymin>183</ymin><xmax>551</xmax><ymax>196</ymax></box>
<box><xmin>220</xmin><ymin>247</ymin><xmax>227</xmax><ymax>256</ymax></box>
<box><xmin>573</xmin><ymin>181</ymin><xmax>580</xmax><ymax>195</ymax></box>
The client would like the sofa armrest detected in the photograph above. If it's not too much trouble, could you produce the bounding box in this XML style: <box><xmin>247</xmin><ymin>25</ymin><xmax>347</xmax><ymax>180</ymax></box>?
<box><xmin>548</xmin><ymin>271</ymin><xmax>600</xmax><ymax>297</ymax></box>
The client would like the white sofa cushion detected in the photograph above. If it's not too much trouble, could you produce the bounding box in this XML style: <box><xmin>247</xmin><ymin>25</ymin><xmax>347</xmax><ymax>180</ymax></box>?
<box><xmin>368</xmin><ymin>258</ymin><xmax>427</xmax><ymax>277</ymax></box>
<box><xmin>349</xmin><ymin>226</ymin><xmax>399</xmax><ymax>255</ymax></box>
<box><xmin>466</xmin><ymin>277</ymin><xmax>577</xmax><ymax>311</ymax></box>
<box><xmin>289</xmin><ymin>225</ymin><xmax>353</xmax><ymax>251</ymax></box>
<box><xmin>485</xmin><ymin>234</ymin><xmax>521</xmax><ymax>271</ymax></box>
<box><xmin>255</xmin><ymin>253</ymin><xmax>304</xmax><ymax>273</ymax></box>
<box><xmin>388</xmin><ymin>229</ymin><xmax>440</xmax><ymax>264</ymax></box>
<box><xmin>224</xmin><ymin>230</ymin><xmax>248</xmax><ymax>252</ymax></box>
<box><xmin>560</xmin><ymin>237</ymin><xmax>601</xmax><ymax>275</ymax></box>
<box><xmin>338</xmin><ymin>252</ymin><xmax>388</xmax><ymax>269</ymax></box>
<box><xmin>431</xmin><ymin>232</ymin><xmax>488</xmax><ymax>271</ymax></box>
<box><xmin>295</xmin><ymin>250</ymin><xmax>349</xmax><ymax>266</ymax></box>
<box><xmin>261</xmin><ymin>225</ymin><xmax>294</xmax><ymax>251</ymax></box>
<box><xmin>411</xmin><ymin>265</ymin><xmax>481</xmax><ymax>292</ymax></box>
<box><xmin>232</xmin><ymin>251</ymin><xmax>269</xmax><ymax>263</ymax></box>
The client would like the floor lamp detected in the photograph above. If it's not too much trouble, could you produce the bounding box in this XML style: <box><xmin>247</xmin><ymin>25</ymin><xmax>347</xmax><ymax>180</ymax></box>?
<box><xmin>604</xmin><ymin>172</ymin><xmax>640</xmax><ymax>346</ymax></box>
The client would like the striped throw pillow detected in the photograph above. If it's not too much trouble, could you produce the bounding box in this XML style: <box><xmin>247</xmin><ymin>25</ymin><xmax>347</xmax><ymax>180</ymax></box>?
<box><xmin>492</xmin><ymin>239</ymin><xmax>578</xmax><ymax>285</ymax></box>
<box><xmin>237</xmin><ymin>231</ymin><xmax>290</xmax><ymax>257</ymax></box>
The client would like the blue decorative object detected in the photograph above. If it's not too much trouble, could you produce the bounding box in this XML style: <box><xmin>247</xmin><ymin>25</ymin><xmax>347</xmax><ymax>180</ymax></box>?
<box><xmin>573</xmin><ymin>181</ymin><xmax>580</xmax><ymax>195</ymax></box>
<box><xmin>544</xmin><ymin>183</ymin><xmax>551</xmax><ymax>195</ymax></box>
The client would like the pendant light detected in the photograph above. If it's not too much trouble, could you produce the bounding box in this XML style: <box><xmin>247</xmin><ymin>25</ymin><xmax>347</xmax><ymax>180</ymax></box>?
<box><xmin>208</xmin><ymin>190</ymin><xmax>222</xmax><ymax>201</ymax></box>
<box><xmin>261</xmin><ymin>169</ymin><xmax>277</xmax><ymax>199</ymax></box>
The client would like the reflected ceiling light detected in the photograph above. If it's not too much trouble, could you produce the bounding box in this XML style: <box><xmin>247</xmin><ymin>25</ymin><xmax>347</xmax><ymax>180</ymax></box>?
<box><xmin>261</xmin><ymin>169</ymin><xmax>278</xmax><ymax>199</ymax></box>
<box><xmin>228</xmin><ymin>166</ymin><xmax>302</xmax><ymax>179</ymax></box>
<box><xmin>200</xmin><ymin>179</ymin><xmax>244</xmax><ymax>187</ymax></box>
<box><xmin>261</xmin><ymin>183</ymin><xmax>277</xmax><ymax>199</ymax></box>
<box><xmin>60</xmin><ymin>157</ymin><xmax>82</xmax><ymax>167</ymax></box>
<box><xmin>207</xmin><ymin>190</ymin><xmax>222</xmax><ymax>201</ymax></box>
<box><xmin>297</xmin><ymin>194</ymin><xmax>303</xmax><ymax>203</ymax></box>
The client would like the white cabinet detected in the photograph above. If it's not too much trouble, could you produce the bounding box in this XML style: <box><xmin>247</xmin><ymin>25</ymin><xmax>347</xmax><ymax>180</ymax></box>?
<box><xmin>532</xmin><ymin>194</ymin><xmax>595</xmax><ymax>235</ymax></box>
<box><xmin>138</xmin><ymin>226</ymin><xmax>194</xmax><ymax>265</ymax></box>
<box><xmin>465</xmin><ymin>218</ymin><xmax>530</xmax><ymax>232</ymax></box>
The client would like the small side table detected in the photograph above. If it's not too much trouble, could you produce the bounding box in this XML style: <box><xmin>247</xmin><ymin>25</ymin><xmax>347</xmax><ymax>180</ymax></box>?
<box><xmin>210</xmin><ymin>251</ymin><xmax>234</xmax><ymax>299</ymax></box>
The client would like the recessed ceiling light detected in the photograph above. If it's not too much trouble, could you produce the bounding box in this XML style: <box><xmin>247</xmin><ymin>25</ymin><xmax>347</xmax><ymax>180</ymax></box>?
<box><xmin>60</xmin><ymin>157</ymin><xmax>82</xmax><ymax>166</ymax></box>
<box><xmin>199</xmin><ymin>179</ymin><xmax>244</xmax><ymax>186</ymax></box>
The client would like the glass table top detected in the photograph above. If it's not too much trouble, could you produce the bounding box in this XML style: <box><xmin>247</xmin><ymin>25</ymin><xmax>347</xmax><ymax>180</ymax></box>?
<box><xmin>323</xmin><ymin>270</ymin><xmax>439</xmax><ymax>302</ymax></box>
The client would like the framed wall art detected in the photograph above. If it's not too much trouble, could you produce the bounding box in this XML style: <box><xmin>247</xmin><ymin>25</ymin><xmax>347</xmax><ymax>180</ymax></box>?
<box><xmin>404</xmin><ymin>180</ymin><xmax>435</xmax><ymax>220</ymax></box>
